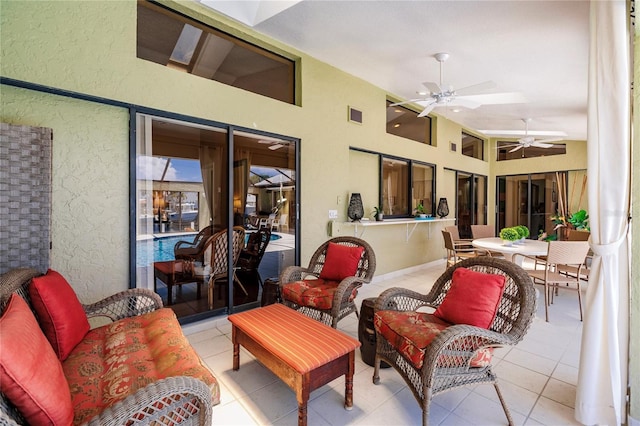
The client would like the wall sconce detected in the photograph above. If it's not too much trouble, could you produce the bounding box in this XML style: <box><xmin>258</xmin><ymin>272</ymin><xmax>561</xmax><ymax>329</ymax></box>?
<box><xmin>437</xmin><ymin>198</ymin><xmax>449</xmax><ymax>218</ymax></box>
<box><xmin>347</xmin><ymin>193</ymin><xmax>364</xmax><ymax>222</ymax></box>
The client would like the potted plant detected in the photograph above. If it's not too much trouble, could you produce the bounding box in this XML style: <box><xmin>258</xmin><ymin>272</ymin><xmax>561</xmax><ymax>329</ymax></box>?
<box><xmin>372</xmin><ymin>206</ymin><xmax>384</xmax><ymax>221</ymax></box>
<box><xmin>499</xmin><ymin>227</ymin><xmax>520</xmax><ymax>246</ymax></box>
<box><xmin>514</xmin><ymin>225</ymin><xmax>529</xmax><ymax>243</ymax></box>
<box><xmin>414</xmin><ymin>203</ymin><xmax>427</xmax><ymax>219</ymax></box>
<box><xmin>568</xmin><ymin>209</ymin><xmax>589</xmax><ymax>231</ymax></box>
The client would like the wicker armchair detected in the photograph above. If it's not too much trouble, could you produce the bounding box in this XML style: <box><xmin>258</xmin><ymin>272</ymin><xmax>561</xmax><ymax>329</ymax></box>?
<box><xmin>207</xmin><ymin>226</ymin><xmax>246</xmax><ymax>307</ymax></box>
<box><xmin>236</xmin><ymin>228</ymin><xmax>271</xmax><ymax>288</ymax></box>
<box><xmin>373</xmin><ymin>257</ymin><xmax>536</xmax><ymax>426</ymax></box>
<box><xmin>0</xmin><ymin>268</ymin><xmax>213</xmax><ymax>426</ymax></box>
<box><xmin>174</xmin><ymin>225</ymin><xmax>214</xmax><ymax>264</ymax></box>
<box><xmin>279</xmin><ymin>236</ymin><xmax>376</xmax><ymax>328</ymax></box>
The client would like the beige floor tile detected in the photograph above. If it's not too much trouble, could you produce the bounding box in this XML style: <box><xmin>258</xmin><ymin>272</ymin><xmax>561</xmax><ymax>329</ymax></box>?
<box><xmin>541</xmin><ymin>378</ymin><xmax>576</xmax><ymax>408</ymax></box>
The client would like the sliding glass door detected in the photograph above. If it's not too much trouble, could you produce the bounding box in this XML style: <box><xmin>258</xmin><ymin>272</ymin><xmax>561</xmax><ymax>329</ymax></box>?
<box><xmin>135</xmin><ymin>114</ymin><xmax>297</xmax><ymax>322</ymax></box>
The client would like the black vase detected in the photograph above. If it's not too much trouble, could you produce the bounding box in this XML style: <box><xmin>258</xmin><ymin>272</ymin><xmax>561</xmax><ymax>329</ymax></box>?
<box><xmin>437</xmin><ymin>198</ymin><xmax>449</xmax><ymax>218</ymax></box>
<box><xmin>347</xmin><ymin>193</ymin><xmax>364</xmax><ymax>222</ymax></box>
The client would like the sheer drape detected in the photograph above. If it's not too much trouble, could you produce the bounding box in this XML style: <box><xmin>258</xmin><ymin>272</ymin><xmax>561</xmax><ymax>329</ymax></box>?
<box><xmin>199</xmin><ymin>146</ymin><xmax>216</xmax><ymax>229</ymax></box>
<box><xmin>575</xmin><ymin>2</ymin><xmax>631</xmax><ymax>424</ymax></box>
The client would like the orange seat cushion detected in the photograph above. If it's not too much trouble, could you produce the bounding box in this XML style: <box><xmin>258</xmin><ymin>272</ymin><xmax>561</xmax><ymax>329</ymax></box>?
<box><xmin>282</xmin><ymin>278</ymin><xmax>358</xmax><ymax>310</ymax></box>
<box><xmin>374</xmin><ymin>310</ymin><xmax>493</xmax><ymax>369</ymax></box>
<box><xmin>228</xmin><ymin>304</ymin><xmax>360</xmax><ymax>374</ymax></box>
<box><xmin>63</xmin><ymin>308</ymin><xmax>219</xmax><ymax>425</ymax></box>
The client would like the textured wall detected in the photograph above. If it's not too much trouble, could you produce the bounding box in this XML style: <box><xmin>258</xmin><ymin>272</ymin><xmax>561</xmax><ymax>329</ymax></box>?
<box><xmin>1</xmin><ymin>87</ymin><xmax>129</xmax><ymax>302</ymax></box>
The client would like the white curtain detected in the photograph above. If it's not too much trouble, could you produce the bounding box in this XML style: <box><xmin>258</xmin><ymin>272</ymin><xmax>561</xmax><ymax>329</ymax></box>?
<box><xmin>575</xmin><ymin>2</ymin><xmax>631</xmax><ymax>425</ymax></box>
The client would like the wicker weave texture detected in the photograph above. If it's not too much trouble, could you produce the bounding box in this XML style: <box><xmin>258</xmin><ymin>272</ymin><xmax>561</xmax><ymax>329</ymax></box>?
<box><xmin>0</xmin><ymin>123</ymin><xmax>52</xmax><ymax>275</ymax></box>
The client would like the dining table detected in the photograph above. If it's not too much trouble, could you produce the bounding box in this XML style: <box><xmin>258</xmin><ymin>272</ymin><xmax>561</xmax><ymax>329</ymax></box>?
<box><xmin>472</xmin><ymin>237</ymin><xmax>549</xmax><ymax>266</ymax></box>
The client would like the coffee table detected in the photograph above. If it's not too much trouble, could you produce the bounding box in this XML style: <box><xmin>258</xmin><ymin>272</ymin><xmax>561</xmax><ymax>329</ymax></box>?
<box><xmin>228</xmin><ymin>303</ymin><xmax>361</xmax><ymax>426</ymax></box>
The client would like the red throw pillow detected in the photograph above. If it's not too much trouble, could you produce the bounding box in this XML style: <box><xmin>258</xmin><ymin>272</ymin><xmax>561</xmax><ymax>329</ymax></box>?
<box><xmin>0</xmin><ymin>294</ymin><xmax>74</xmax><ymax>425</ymax></box>
<box><xmin>433</xmin><ymin>267</ymin><xmax>506</xmax><ymax>328</ymax></box>
<box><xmin>319</xmin><ymin>242</ymin><xmax>365</xmax><ymax>281</ymax></box>
<box><xmin>29</xmin><ymin>269</ymin><xmax>90</xmax><ymax>360</ymax></box>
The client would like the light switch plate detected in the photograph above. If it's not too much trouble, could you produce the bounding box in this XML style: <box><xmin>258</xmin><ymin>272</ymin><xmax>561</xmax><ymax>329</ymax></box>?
<box><xmin>329</xmin><ymin>209</ymin><xmax>338</xmax><ymax>219</ymax></box>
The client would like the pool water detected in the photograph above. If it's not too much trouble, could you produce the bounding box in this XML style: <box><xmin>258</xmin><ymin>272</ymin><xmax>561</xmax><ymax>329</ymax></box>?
<box><xmin>137</xmin><ymin>232</ymin><xmax>282</xmax><ymax>267</ymax></box>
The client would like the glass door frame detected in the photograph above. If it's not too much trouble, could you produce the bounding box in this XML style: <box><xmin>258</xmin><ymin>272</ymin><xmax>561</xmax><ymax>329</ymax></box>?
<box><xmin>130</xmin><ymin>109</ymin><xmax>300</xmax><ymax>322</ymax></box>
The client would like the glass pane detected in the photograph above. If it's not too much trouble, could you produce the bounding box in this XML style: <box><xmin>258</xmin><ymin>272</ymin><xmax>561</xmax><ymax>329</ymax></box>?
<box><xmin>137</xmin><ymin>1</ymin><xmax>295</xmax><ymax>104</ymax></box>
<box><xmin>462</xmin><ymin>132</ymin><xmax>484</xmax><ymax>160</ymax></box>
<box><xmin>386</xmin><ymin>101</ymin><xmax>432</xmax><ymax>144</ymax></box>
<box><xmin>457</xmin><ymin>172</ymin><xmax>472</xmax><ymax>238</ymax></box>
<box><xmin>412</xmin><ymin>163</ymin><xmax>434</xmax><ymax>214</ymax></box>
<box><xmin>474</xmin><ymin>175</ymin><xmax>487</xmax><ymax>224</ymax></box>
<box><xmin>382</xmin><ymin>158</ymin><xmax>409</xmax><ymax>216</ymax></box>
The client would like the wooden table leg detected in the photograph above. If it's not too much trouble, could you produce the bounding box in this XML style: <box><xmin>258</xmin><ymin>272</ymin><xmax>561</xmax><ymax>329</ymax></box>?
<box><xmin>297</xmin><ymin>375</ymin><xmax>310</xmax><ymax>426</ymax></box>
<box><xmin>345</xmin><ymin>350</ymin><xmax>355</xmax><ymax>410</ymax></box>
<box><xmin>232</xmin><ymin>327</ymin><xmax>240</xmax><ymax>371</ymax></box>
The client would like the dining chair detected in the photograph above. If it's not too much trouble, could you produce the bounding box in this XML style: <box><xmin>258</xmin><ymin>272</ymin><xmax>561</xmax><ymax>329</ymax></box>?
<box><xmin>373</xmin><ymin>257</ymin><xmax>536</xmax><ymax>426</ymax></box>
<box><xmin>470</xmin><ymin>225</ymin><xmax>505</xmax><ymax>258</ymax></box>
<box><xmin>279</xmin><ymin>236</ymin><xmax>376</xmax><ymax>328</ymax></box>
<box><xmin>514</xmin><ymin>240</ymin><xmax>590</xmax><ymax>322</ymax></box>
<box><xmin>442</xmin><ymin>230</ymin><xmax>484</xmax><ymax>268</ymax></box>
<box><xmin>557</xmin><ymin>229</ymin><xmax>592</xmax><ymax>281</ymax></box>
<box><xmin>207</xmin><ymin>226</ymin><xmax>246</xmax><ymax>309</ymax></box>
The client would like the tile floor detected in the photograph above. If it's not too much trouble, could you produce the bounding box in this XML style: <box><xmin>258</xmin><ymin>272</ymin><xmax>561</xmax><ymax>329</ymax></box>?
<box><xmin>184</xmin><ymin>258</ymin><xmax>585</xmax><ymax>425</ymax></box>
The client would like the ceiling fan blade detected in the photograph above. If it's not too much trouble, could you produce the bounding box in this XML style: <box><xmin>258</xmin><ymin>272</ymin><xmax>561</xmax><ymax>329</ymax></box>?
<box><xmin>454</xmin><ymin>80</ymin><xmax>496</xmax><ymax>96</ymax></box>
<box><xmin>268</xmin><ymin>143</ymin><xmax>284</xmax><ymax>150</ymax></box>
<box><xmin>422</xmin><ymin>81</ymin><xmax>441</xmax><ymax>94</ymax></box>
<box><xmin>509</xmin><ymin>145</ymin><xmax>524</xmax><ymax>153</ymax></box>
<box><xmin>531</xmin><ymin>142</ymin><xmax>555</xmax><ymax>148</ymax></box>
<box><xmin>448</xmin><ymin>97</ymin><xmax>482</xmax><ymax>110</ymax></box>
<box><xmin>458</xmin><ymin>92</ymin><xmax>527</xmax><ymax>105</ymax></box>
<box><xmin>417</xmin><ymin>103</ymin><xmax>436</xmax><ymax>117</ymax></box>
<box><xmin>534</xmin><ymin>137</ymin><xmax>564</xmax><ymax>144</ymax></box>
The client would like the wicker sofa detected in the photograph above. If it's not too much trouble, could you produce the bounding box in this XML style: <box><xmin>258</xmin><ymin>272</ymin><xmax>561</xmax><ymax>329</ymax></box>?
<box><xmin>0</xmin><ymin>268</ymin><xmax>219</xmax><ymax>425</ymax></box>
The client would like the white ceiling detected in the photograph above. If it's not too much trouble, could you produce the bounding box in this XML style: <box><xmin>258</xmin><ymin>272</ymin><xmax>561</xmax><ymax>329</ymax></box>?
<box><xmin>200</xmin><ymin>0</ymin><xmax>590</xmax><ymax>141</ymax></box>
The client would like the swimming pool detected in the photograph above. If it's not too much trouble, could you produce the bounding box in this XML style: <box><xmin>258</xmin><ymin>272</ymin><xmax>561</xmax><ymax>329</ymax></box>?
<box><xmin>137</xmin><ymin>232</ymin><xmax>282</xmax><ymax>267</ymax></box>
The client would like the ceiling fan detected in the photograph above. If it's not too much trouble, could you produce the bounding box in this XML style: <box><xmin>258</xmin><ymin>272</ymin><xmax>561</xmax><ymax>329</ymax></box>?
<box><xmin>498</xmin><ymin>119</ymin><xmax>564</xmax><ymax>153</ymax></box>
<box><xmin>390</xmin><ymin>53</ymin><xmax>526</xmax><ymax>117</ymax></box>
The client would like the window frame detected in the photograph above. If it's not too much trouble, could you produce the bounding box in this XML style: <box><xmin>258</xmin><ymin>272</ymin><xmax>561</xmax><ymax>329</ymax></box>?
<box><xmin>461</xmin><ymin>131</ymin><xmax>485</xmax><ymax>160</ymax></box>
<box><xmin>379</xmin><ymin>154</ymin><xmax>436</xmax><ymax>218</ymax></box>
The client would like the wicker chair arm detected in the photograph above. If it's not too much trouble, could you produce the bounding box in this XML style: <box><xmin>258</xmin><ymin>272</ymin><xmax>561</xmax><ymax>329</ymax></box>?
<box><xmin>174</xmin><ymin>240</ymin><xmax>197</xmax><ymax>250</ymax></box>
<box><xmin>423</xmin><ymin>324</ymin><xmax>515</xmax><ymax>371</ymax></box>
<box><xmin>374</xmin><ymin>287</ymin><xmax>436</xmax><ymax>312</ymax></box>
<box><xmin>279</xmin><ymin>266</ymin><xmax>316</xmax><ymax>284</ymax></box>
<box><xmin>86</xmin><ymin>376</ymin><xmax>212</xmax><ymax>426</ymax></box>
<box><xmin>83</xmin><ymin>288</ymin><xmax>163</xmax><ymax>323</ymax></box>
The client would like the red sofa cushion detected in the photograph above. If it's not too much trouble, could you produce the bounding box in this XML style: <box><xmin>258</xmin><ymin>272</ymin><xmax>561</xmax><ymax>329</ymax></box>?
<box><xmin>319</xmin><ymin>242</ymin><xmax>364</xmax><ymax>281</ymax></box>
<box><xmin>0</xmin><ymin>294</ymin><xmax>74</xmax><ymax>425</ymax></box>
<box><xmin>63</xmin><ymin>307</ymin><xmax>219</xmax><ymax>425</ymax></box>
<box><xmin>29</xmin><ymin>269</ymin><xmax>90</xmax><ymax>360</ymax></box>
<box><xmin>282</xmin><ymin>278</ymin><xmax>357</xmax><ymax>310</ymax></box>
<box><xmin>433</xmin><ymin>267</ymin><xmax>506</xmax><ymax>328</ymax></box>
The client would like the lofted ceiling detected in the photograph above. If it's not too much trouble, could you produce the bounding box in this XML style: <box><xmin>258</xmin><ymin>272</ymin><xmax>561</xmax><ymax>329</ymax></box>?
<box><xmin>199</xmin><ymin>0</ymin><xmax>590</xmax><ymax>141</ymax></box>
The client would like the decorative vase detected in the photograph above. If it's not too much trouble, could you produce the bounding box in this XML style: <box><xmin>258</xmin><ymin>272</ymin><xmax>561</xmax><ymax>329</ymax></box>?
<box><xmin>502</xmin><ymin>240</ymin><xmax>514</xmax><ymax>246</ymax></box>
<box><xmin>437</xmin><ymin>198</ymin><xmax>449</xmax><ymax>218</ymax></box>
<box><xmin>347</xmin><ymin>193</ymin><xmax>364</xmax><ymax>222</ymax></box>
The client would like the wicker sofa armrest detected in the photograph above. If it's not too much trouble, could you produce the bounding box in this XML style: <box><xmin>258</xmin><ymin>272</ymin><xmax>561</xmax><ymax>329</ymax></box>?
<box><xmin>83</xmin><ymin>288</ymin><xmax>163</xmax><ymax>323</ymax></box>
<box><xmin>86</xmin><ymin>376</ymin><xmax>212</xmax><ymax>426</ymax></box>
<box><xmin>374</xmin><ymin>287</ymin><xmax>435</xmax><ymax>312</ymax></box>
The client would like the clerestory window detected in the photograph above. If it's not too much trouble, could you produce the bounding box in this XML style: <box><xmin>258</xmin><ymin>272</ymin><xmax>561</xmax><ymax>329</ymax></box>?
<box><xmin>137</xmin><ymin>1</ymin><xmax>296</xmax><ymax>104</ymax></box>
